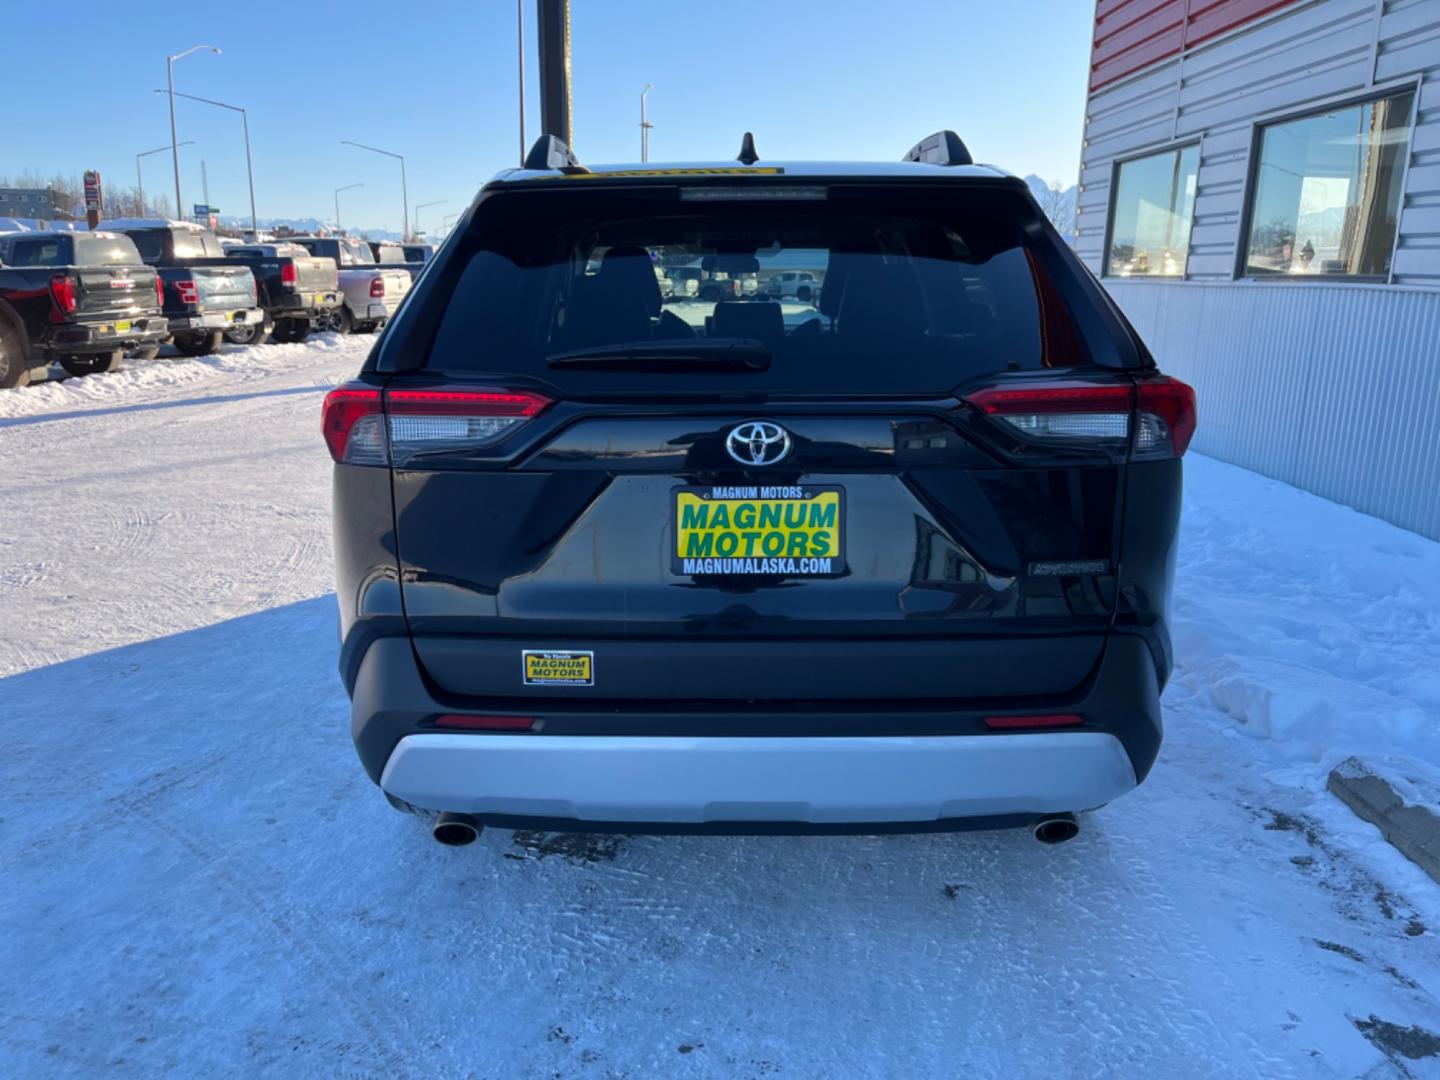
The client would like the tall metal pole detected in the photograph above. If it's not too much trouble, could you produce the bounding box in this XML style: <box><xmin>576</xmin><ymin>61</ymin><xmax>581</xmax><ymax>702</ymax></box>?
<box><xmin>340</xmin><ymin>141</ymin><xmax>408</xmax><ymax>241</ymax></box>
<box><xmin>167</xmin><ymin>56</ymin><xmax>181</xmax><ymax>220</ymax></box>
<box><xmin>137</xmin><ymin>142</ymin><xmax>193</xmax><ymax>219</ymax></box>
<box><xmin>334</xmin><ymin>183</ymin><xmax>363</xmax><ymax>234</ymax></box>
<box><xmin>517</xmin><ymin>0</ymin><xmax>526</xmax><ymax>166</ymax></box>
<box><xmin>153</xmin><ymin>90</ymin><xmax>256</xmax><ymax>234</ymax></box>
<box><xmin>537</xmin><ymin>0</ymin><xmax>572</xmax><ymax>146</ymax></box>
<box><xmin>640</xmin><ymin>83</ymin><xmax>653</xmax><ymax>163</ymax></box>
<box><xmin>164</xmin><ymin>46</ymin><xmax>221</xmax><ymax>223</ymax></box>
<box><xmin>241</xmin><ymin>109</ymin><xmax>257</xmax><ymax>234</ymax></box>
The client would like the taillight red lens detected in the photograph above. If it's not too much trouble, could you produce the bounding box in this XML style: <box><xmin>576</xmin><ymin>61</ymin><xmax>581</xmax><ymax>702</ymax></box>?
<box><xmin>369</xmin><ymin>277</ymin><xmax>386</xmax><ymax>298</ymax></box>
<box><xmin>983</xmin><ymin>713</ymin><xmax>1084</xmax><ymax>730</ymax></box>
<box><xmin>280</xmin><ymin>262</ymin><xmax>298</xmax><ymax>285</ymax></box>
<box><xmin>1136</xmin><ymin>375</ymin><xmax>1196</xmax><ymax>458</ymax></box>
<box><xmin>49</xmin><ymin>275</ymin><xmax>77</xmax><ymax>319</ymax></box>
<box><xmin>154</xmin><ymin>274</ymin><xmax>164</xmax><ymax>310</ymax></box>
<box><xmin>174</xmin><ymin>280</ymin><xmax>199</xmax><ymax>306</ymax></box>
<box><xmin>435</xmin><ymin>714</ymin><xmax>535</xmax><ymax>731</ymax></box>
<box><xmin>964</xmin><ymin>375</ymin><xmax>1196</xmax><ymax>459</ymax></box>
<box><xmin>321</xmin><ymin>384</ymin><xmax>555</xmax><ymax>465</ymax></box>
<box><xmin>321</xmin><ymin>384</ymin><xmax>384</xmax><ymax>463</ymax></box>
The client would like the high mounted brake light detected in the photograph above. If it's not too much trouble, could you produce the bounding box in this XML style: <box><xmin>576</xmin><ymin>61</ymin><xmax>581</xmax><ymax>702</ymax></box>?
<box><xmin>964</xmin><ymin>375</ymin><xmax>1196</xmax><ymax>458</ymax></box>
<box><xmin>321</xmin><ymin>383</ymin><xmax>555</xmax><ymax>466</ymax></box>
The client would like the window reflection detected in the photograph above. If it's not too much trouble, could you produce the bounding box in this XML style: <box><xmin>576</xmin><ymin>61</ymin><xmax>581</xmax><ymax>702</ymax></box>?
<box><xmin>1106</xmin><ymin>145</ymin><xmax>1199</xmax><ymax>278</ymax></box>
<box><xmin>1244</xmin><ymin>90</ymin><xmax>1414</xmax><ymax>278</ymax></box>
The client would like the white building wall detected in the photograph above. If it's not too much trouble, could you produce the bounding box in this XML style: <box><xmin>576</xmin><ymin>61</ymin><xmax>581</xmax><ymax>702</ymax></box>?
<box><xmin>1079</xmin><ymin>0</ymin><xmax>1440</xmax><ymax>538</ymax></box>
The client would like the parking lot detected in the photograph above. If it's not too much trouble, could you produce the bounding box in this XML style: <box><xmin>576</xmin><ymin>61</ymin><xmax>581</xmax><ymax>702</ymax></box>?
<box><xmin>2</xmin><ymin>340</ymin><xmax>1438</xmax><ymax>1078</ymax></box>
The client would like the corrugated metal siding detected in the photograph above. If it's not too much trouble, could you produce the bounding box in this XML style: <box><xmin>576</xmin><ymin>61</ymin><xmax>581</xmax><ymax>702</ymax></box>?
<box><xmin>1111</xmin><ymin>280</ymin><xmax>1440</xmax><ymax>539</ymax></box>
<box><xmin>1076</xmin><ymin>0</ymin><xmax>1440</xmax><ymax>538</ymax></box>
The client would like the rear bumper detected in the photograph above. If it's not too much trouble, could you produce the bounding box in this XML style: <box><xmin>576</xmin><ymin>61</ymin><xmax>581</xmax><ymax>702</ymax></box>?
<box><xmin>271</xmin><ymin>291</ymin><xmax>340</xmax><ymax>319</ymax></box>
<box><xmin>349</xmin><ymin>633</ymin><xmax>1163</xmax><ymax>829</ymax></box>
<box><xmin>381</xmin><ymin>730</ymin><xmax>1137</xmax><ymax>824</ymax></box>
<box><xmin>46</xmin><ymin>317</ymin><xmax>168</xmax><ymax>354</ymax></box>
<box><xmin>168</xmin><ymin>307</ymin><xmax>263</xmax><ymax>332</ymax></box>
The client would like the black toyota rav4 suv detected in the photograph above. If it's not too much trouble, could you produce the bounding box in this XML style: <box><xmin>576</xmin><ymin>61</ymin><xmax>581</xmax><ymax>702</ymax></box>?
<box><xmin>325</xmin><ymin>133</ymin><xmax>1195</xmax><ymax>846</ymax></box>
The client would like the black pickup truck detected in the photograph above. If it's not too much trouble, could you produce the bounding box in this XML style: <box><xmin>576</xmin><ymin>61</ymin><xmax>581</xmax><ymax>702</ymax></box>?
<box><xmin>100</xmin><ymin>220</ymin><xmax>267</xmax><ymax>354</ymax></box>
<box><xmin>219</xmin><ymin>243</ymin><xmax>342</xmax><ymax>344</ymax></box>
<box><xmin>0</xmin><ymin>230</ymin><xmax>169</xmax><ymax>388</ymax></box>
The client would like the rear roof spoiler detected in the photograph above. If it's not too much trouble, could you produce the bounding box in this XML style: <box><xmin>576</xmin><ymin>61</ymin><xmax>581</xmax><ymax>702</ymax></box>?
<box><xmin>523</xmin><ymin>135</ymin><xmax>589</xmax><ymax>174</ymax></box>
<box><xmin>902</xmin><ymin>130</ymin><xmax>973</xmax><ymax>166</ymax></box>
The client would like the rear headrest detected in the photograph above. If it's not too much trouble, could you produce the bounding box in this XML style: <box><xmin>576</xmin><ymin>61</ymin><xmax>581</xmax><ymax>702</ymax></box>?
<box><xmin>597</xmin><ymin>245</ymin><xmax>662</xmax><ymax>316</ymax></box>
<box><xmin>711</xmin><ymin>301</ymin><xmax>784</xmax><ymax>346</ymax></box>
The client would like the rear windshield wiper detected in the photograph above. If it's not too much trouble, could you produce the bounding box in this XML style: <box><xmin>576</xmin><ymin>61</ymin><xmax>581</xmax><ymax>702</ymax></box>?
<box><xmin>547</xmin><ymin>338</ymin><xmax>770</xmax><ymax>372</ymax></box>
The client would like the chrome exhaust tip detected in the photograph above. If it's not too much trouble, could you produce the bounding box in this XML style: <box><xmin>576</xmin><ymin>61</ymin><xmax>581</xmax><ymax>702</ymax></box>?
<box><xmin>1032</xmin><ymin>814</ymin><xmax>1080</xmax><ymax>845</ymax></box>
<box><xmin>432</xmin><ymin>811</ymin><xmax>484</xmax><ymax>846</ymax></box>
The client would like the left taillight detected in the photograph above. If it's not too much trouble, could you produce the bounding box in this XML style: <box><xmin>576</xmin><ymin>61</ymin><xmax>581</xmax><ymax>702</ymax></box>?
<box><xmin>963</xmin><ymin>375</ymin><xmax>1196</xmax><ymax>459</ymax></box>
<box><xmin>321</xmin><ymin>383</ymin><xmax>554</xmax><ymax>466</ymax></box>
<box><xmin>369</xmin><ymin>277</ymin><xmax>386</xmax><ymax>298</ymax></box>
<box><xmin>49</xmin><ymin>274</ymin><xmax>77</xmax><ymax>320</ymax></box>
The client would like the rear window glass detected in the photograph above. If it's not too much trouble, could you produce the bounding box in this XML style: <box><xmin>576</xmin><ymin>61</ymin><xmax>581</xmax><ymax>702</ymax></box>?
<box><xmin>425</xmin><ymin>185</ymin><xmax>1085</xmax><ymax>395</ymax></box>
<box><xmin>6</xmin><ymin>238</ymin><xmax>69</xmax><ymax>266</ymax></box>
<box><xmin>75</xmin><ymin>235</ymin><xmax>143</xmax><ymax>266</ymax></box>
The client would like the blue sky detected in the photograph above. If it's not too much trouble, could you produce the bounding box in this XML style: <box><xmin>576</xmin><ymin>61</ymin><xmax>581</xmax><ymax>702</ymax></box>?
<box><xmin>1</xmin><ymin>1</ymin><xmax>1094</xmax><ymax>233</ymax></box>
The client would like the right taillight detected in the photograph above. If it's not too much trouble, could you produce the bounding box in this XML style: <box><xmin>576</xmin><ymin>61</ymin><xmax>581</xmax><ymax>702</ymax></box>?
<box><xmin>963</xmin><ymin>375</ymin><xmax>1196</xmax><ymax>459</ymax></box>
<box><xmin>154</xmin><ymin>274</ymin><xmax>164</xmax><ymax>310</ymax></box>
<box><xmin>280</xmin><ymin>262</ymin><xmax>298</xmax><ymax>285</ymax></box>
<box><xmin>49</xmin><ymin>275</ymin><xmax>77</xmax><ymax>320</ymax></box>
<box><xmin>1134</xmin><ymin>375</ymin><xmax>1196</xmax><ymax>458</ymax></box>
<box><xmin>321</xmin><ymin>382</ymin><xmax>555</xmax><ymax>466</ymax></box>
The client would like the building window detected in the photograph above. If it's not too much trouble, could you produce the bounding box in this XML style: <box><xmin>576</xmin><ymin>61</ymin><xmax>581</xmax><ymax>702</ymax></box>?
<box><xmin>1105</xmin><ymin>145</ymin><xmax>1199</xmax><ymax>278</ymax></box>
<box><xmin>1243</xmin><ymin>89</ymin><xmax>1415</xmax><ymax>278</ymax></box>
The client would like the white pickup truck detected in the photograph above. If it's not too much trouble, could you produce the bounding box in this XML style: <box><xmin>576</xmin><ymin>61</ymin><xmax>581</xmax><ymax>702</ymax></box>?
<box><xmin>283</xmin><ymin>236</ymin><xmax>412</xmax><ymax>334</ymax></box>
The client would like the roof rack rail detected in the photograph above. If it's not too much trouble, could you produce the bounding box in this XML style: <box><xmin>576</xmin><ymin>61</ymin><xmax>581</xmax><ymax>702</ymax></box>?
<box><xmin>902</xmin><ymin>130</ymin><xmax>973</xmax><ymax>167</ymax></box>
<box><xmin>737</xmin><ymin>132</ymin><xmax>759</xmax><ymax>165</ymax></box>
<box><xmin>523</xmin><ymin>134</ymin><xmax>589</xmax><ymax>174</ymax></box>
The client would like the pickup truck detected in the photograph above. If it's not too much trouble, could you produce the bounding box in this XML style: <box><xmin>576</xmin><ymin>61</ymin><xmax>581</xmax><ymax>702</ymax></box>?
<box><xmin>220</xmin><ymin>243</ymin><xmax>342</xmax><ymax>344</ymax></box>
<box><xmin>283</xmin><ymin>236</ymin><xmax>412</xmax><ymax>334</ymax></box>
<box><xmin>0</xmin><ymin>230</ymin><xmax>168</xmax><ymax>388</ymax></box>
<box><xmin>99</xmin><ymin>220</ymin><xmax>265</xmax><ymax>355</ymax></box>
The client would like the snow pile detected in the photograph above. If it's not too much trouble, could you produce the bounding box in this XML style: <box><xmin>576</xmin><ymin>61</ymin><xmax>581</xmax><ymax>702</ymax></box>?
<box><xmin>1172</xmin><ymin>455</ymin><xmax>1440</xmax><ymax>781</ymax></box>
<box><xmin>0</xmin><ymin>334</ymin><xmax>370</xmax><ymax>420</ymax></box>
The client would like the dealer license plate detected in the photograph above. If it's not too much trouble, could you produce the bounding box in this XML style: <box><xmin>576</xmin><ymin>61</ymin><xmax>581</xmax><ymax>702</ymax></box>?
<box><xmin>673</xmin><ymin>485</ymin><xmax>844</xmax><ymax>577</ymax></box>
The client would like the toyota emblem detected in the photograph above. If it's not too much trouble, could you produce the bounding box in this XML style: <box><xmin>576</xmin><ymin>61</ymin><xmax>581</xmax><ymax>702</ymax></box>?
<box><xmin>725</xmin><ymin>421</ymin><xmax>792</xmax><ymax>467</ymax></box>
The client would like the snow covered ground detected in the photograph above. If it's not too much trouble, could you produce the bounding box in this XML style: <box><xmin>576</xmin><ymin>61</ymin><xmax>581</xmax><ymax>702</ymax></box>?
<box><xmin>2</xmin><ymin>340</ymin><xmax>1438</xmax><ymax>1078</ymax></box>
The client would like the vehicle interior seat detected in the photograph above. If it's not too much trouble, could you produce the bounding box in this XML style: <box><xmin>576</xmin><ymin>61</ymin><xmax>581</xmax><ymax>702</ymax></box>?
<box><xmin>564</xmin><ymin>246</ymin><xmax>664</xmax><ymax>347</ymax></box>
<box><xmin>710</xmin><ymin>300</ymin><xmax>785</xmax><ymax>348</ymax></box>
<box><xmin>835</xmin><ymin>263</ymin><xmax>928</xmax><ymax>337</ymax></box>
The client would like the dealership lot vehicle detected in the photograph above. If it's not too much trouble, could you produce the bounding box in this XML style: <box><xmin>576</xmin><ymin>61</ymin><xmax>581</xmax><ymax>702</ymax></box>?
<box><xmin>324</xmin><ymin>133</ymin><xmax>1197</xmax><ymax>842</ymax></box>
<box><xmin>284</xmin><ymin>234</ymin><xmax>412</xmax><ymax>333</ymax></box>
<box><xmin>767</xmin><ymin>269</ymin><xmax>821</xmax><ymax>301</ymax></box>
<box><xmin>219</xmin><ymin>242</ymin><xmax>342</xmax><ymax>345</ymax></box>
<box><xmin>99</xmin><ymin>219</ymin><xmax>263</xmax><ymax>356</ymax></box>
<box><xmin>0</xmin><ymin>230</ymin><xmax>168</xmax><ymax>385</ymax></box>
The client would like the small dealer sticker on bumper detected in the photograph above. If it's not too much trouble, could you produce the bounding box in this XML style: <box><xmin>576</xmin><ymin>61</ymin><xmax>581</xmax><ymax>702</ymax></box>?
<box><xmin>522</xmin><ymin>650</ymin><xmax>594</xmax><ymax>686</ymax></box>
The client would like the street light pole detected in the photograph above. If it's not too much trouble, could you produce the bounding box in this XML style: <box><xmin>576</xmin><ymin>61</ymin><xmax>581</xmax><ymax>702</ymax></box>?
<box><xmin>517</xmin><ymin>0</ymin><xmax>526</xmax><ymax>166</ymax></box>
<box><xmin>413</xmin><ymin>200</ymin><xmax>444</xmax><ymax>239</ymax></box>
<box><xmin>166</xmin><ymin>44</ymin><xmax>221</xmax><ymax>223</ymax></box>
<box><xmin>640</xmin><ymin>83</ymin><xmax>653</xmax><ymax>163</ymax></box>
<box><xmin>154</xmin><ymin>89</ymin><xmax>258</xmax><ymax>234</ymax></box>
<box><xmin>334</xmin><ymin>183</ymin><xmax>364</xmax><ymax>234</ymax></box>
<box><xmin>137</xmin><ymin>141</ymin><xmax>193</xmax><ymax>217</ymax></box>
<box><xmin>341</xmin><ymin>140</ymin><xmax>408</xmax><ymax>241</ymax></box>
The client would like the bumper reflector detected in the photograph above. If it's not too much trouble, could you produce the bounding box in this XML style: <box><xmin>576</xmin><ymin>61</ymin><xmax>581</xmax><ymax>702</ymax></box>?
<box><xmin>983</xmin><ymin>713</ymin><xmax>1084</xmax><ymax>730</ymax></box>
<box><xmin>435</xmin><ymin>714</ymin><xmax>536</xmax><ymax>731</ymax></box>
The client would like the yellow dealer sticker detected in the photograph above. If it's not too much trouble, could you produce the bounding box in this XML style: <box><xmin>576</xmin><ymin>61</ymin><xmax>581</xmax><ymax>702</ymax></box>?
<box><xmin>523</xmin><ymin>650</ymin><xmax>594</xmax><ymax>686</ymax></box>
<box><xmin>674</xmin><ymin>485</ymin><xmax>845</xmax><ymax>576</ymax></box>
